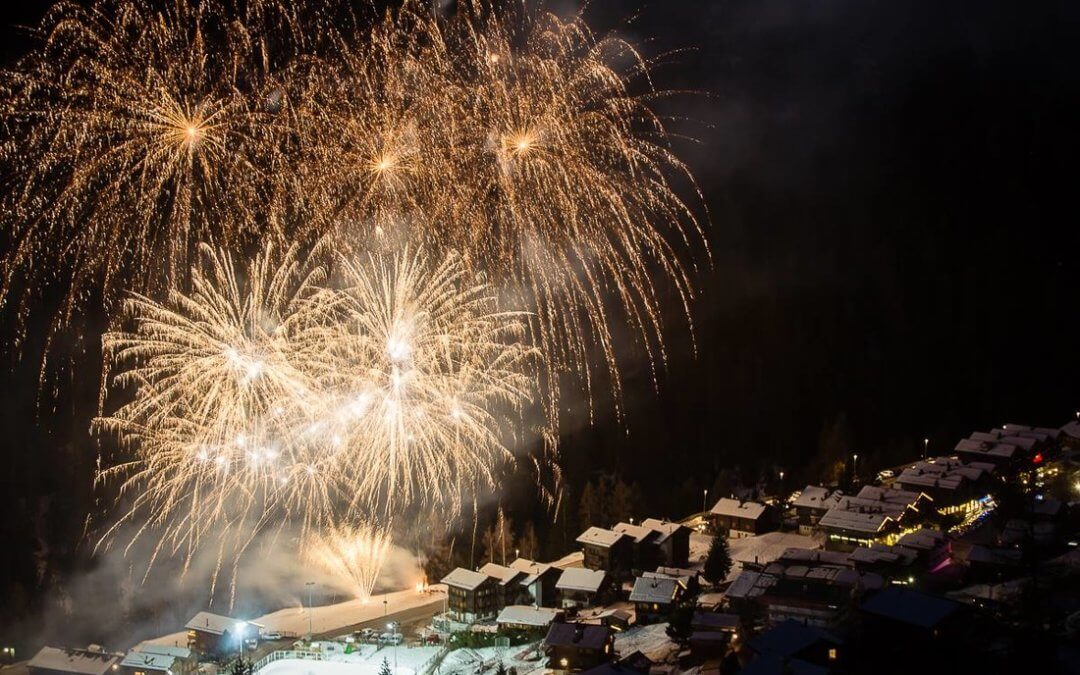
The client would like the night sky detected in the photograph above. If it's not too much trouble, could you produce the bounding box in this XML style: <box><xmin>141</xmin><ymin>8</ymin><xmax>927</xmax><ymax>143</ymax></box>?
<box><xmin>2</xmin><ymin>0</ymin><xmax>1080</xmax><ymax>649</ymax></box>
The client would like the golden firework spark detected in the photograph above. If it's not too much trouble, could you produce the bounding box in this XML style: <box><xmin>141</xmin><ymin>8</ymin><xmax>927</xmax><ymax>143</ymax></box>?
<box><xmin>306</xmin><ymin>522</ymin><xmax>393</xmax><ymax>601</ymax></box>
<box><xmin>300</xmin><ymin>247</ymin><xmax>539</xmax><ymax>515</ymax></box>
<box><xmin>0</xmin><ymin>0</ymin><xmax>323</xmax><ymax>331</ymax></box>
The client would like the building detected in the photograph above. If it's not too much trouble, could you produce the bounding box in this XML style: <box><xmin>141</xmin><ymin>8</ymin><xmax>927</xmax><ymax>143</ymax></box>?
<box><xmin>707</xmin><ymin>498</ymin><xmax>778</xmax><ymax>538</ymax></box>
<box><xmin>28</xmin><ymin>647</ymin><xmax>121</xmax><ymax>675</ymax></box>
<box><xmin>639</xmin><ymin>519</ymin><xmax>692</xmax><ymax>567</ymax></box>
<box><xmin>690</xmin><ymin>612</ymin><xmax>739</xmax><ymax>634</ymax></box>
<box><xmin>895</xmin><ymin>457</ymin><xmax>995</xmax><ymax>512</ymax></box>
<box><xmin>556</xmin><ymin>568</ymin><xmax>610</xmax><ymax>609</ymax></box>
<box><xmin>510</xmin><ymin>557</ymin><xmax>562</xmax><ymax>607</ymax></box>
<box><xmin>544</xmin><ymin>623</ymin><xmax>615</xmax><ymax>673</ymax></box>
<box><xmin>628</xmin><ymin>575</ymin><xmax>683</xmax><ymax>624</ymax></box>
<box><xmin>478</xmin><ymin>562</ymin><xmax>529</xmax><ymax>609</ymax></box>
<box><xmin>118</xmin><ymin>646</ymin><xmax>195</xmax><ymax>675</ymax></box>
<box><xmin>441</xmin><ymin>568</ymin><xmax>499</xmax><ymax>622</ymax></box>
<box><xmin>184</xmin><ymin>613</ymin><xmax>258</xmax><ymax>658</ymax></box>
<box><xmin>860</xmin><ymin>587</ymin><xmax>964</xmax><ymax>641</ymax></box>
<box><xmin>792</xmin><ymin>486</ymin><xmax>845</xmax><ymax>535</ymax></box>
<box><xmin>496</xmin><ymin>605</ymin><xmax>564</xmax><ymax>632</ymax></box>
<box><xmin>577</xmin><ymin>527</ymin><xmax>634</xmax><ymax>576</ymax></box>
<box><xmin>612</xmin><ymin>522</ymin><xmax>663</xmax><ymax>571</ymax></box>
<box><xmin>817</xmin><ymin>486</ymin><xmax>931</xmax><ymax>551</ymax></box>
<box><xmin>744</xmin><ymin>620</ymin><xmax>842</xmax><ymax>673</ymax></box>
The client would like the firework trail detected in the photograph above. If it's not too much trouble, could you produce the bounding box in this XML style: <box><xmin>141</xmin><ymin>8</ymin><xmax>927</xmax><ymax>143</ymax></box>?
<box><xmin>306</xmin><ymin>522</ymin><xmax>393</xmax><ymax>601</ymax></box>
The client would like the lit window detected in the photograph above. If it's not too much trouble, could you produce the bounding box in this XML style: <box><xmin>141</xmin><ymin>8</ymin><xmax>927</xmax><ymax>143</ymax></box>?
<box><xmin>828</xmin><ymin>648</ymin><xmax>837</xmax><ymax>661</ymax></box>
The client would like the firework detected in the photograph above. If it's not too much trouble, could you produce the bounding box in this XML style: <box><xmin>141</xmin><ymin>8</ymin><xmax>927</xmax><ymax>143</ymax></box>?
<box><xmin>301</xmin><ymin>248</ymin><xmax>539</xmax><ymax>515</ymax></box>
<box><xmin>93</xmin><ymin>239</ymin><xmax>340</xmax><ymax>574</ymax></box>
<box><xmin>307</xmin><ymin>522</ymin><xmax>392</xmax><ymax>601</ymax></box>
<box><xmin>314</xmin><ymin>0</ymin><xmax>707</xmax><ymax>424</ymax></box>
<box><xmin>0</xmin><ymin>0</ymin><xmax>325</xmax><ymax>332</ymax></box>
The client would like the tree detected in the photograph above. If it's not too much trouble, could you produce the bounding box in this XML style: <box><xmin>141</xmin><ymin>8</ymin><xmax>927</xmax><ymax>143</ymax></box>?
<box><xmin>229</xmin><ymin>659</ymin><xmax>253</xmax><ymax>675</ymax></box>
<box><xmin>378</xmin><ymin>658</ymin><xmax>392</xmax><ymax>675</ymax></box>
<box><xmin>482</xmin><ymin>509</ymin><xmax>514</xmax><ymax>565</ymax></box>
<box><xmin>609</xmin><ymin>478</ymin><xmax>639</xmax><ymax>524</ymax></box>
<box><xmin>516</xmin><ymin>522</ymin><xmax>539</xmax><ymax>560</ymax></box>
<box><xmin>703</xmin><ymin>534</ymin><xmax>732</xmax><ymax>587</ymax></box>
<box><xmin>495</xmin><ymin>663</ymin><xmax>508</xmax><ymax>675</ymax></box>
<box><xmin>665</xmin><ymin>603</ymin><xmax>694</xmax><ymax>643</ymax></box>
<box><xmin>579</xmin><ymin>481</ymin><xmax>602</xmax><ymax>530</ymax></box>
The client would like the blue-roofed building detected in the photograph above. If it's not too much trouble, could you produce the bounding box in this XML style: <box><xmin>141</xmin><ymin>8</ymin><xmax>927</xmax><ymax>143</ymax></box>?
<box><xmin>746</xmin><ymin>620</ymin><xmax>842</xmax><ymax>669</ymax></box>
<box><xmin>860</xmin><ymin>587</ymin><xmax>963</xmax><ymax>638</ymax></box>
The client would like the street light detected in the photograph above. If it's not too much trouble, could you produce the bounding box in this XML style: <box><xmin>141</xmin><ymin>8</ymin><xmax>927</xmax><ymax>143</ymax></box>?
<box><xmin>235</xmin><ymin>621</ymin><xmax>248</xmax><ymax>664</ymax></box>
<box><xmin>852</xmin><ymin>454</ymin><xmax>858</xmax><ymax>482</ymax></box>
<box><xmin>305</xmin><ymin>581</ymin><xmax>315</xmax><ymax>640</ymax></box>
<box><xmin>923</xmin><ymin>438</ymin><xmax>929</xmax><ymax>460</ymax></box>
<box><xmin>388</xmin><ymin>621</ymin><xmax>399</xmax><ymax>672</ymax></box>
<box><xmin>702</xmin><ymin>488</ymin><xmax>708</xmax><ymax>517</ymax></box>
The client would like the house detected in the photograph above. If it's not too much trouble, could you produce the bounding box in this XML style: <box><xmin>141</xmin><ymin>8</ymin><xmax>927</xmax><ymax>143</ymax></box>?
<box><xmin>479</xmin><ymin>562</ymin><xmax>529</xmax><ymax>608</ymax></box>
<box><xmin>544</xmin><ymin>623</ymin><xmax>615</xmax><ymax>673</ymax></box>
<box><xmin>688</xmin><ymin>631</ymin><xmax>730</xmax><ymax>660</ymax></box>
<box><xmin>589</xmin><ymin>608</ymin><xmax>633</xmax><ymax>631</ymax></box>
<box><xmin>577</xmin><ymin>527</ymin><xmax>634</xmax><ymax>576</ymax></box>
<box><xmin>895</xmin><ymin>458</ymin><xmax>995</xmax><ymax>512</ymax></box>
<box><xmin>629</xmin><ymin>575</ymin><xmax>683</xmax><ymax>624</ymax></box>
<box><xmin>954</xmin><ymin>435</ymin><xmax>1024</xmax><ymax>469</ymax></box>
<box><xmin>556</xmin><ymin>568</ymin><xmax>610</xmax><ymax>609</ymax></box>
<box><xmin>184</xmin><ymin>613</ymin><xmax>259</xmax><ymax>658</ymax></box>
<box><xmin>894</xmin><ymin>529</ymin><xmax>950</xmax><ymax>570</ymax></box>
<box><xmin>496</xmin><ymin>605</ymin><xmax>564</xmax><ymax>632</ymax></box>
<box><xmin>652</xmin><ymin>566</ymin><xmax>701</xmax><ymax>594</ymax></box>
<box><xmin>707</xmin><ymin>498</ymin><xmax>778</xmax><ymax>538</ymax></box>
<box><xmin>441</xmin><ymin>568</ymin><xmax>499</xmax><ymax>622</ymax></box>
<box><xmin>690</xmin><ymin>612</ymin><xmax>739</xmax><ymax>634</ymax></box>
<box><xmin>510</xmin><ymin>557</ymin><xmax>562</xmax><ymax>607</ymax></box>
<box><xmin>640</xmin><ymin>519</ymin><xmax>691</xmax><ymax>567</ymax></box>
<box><xmin>860</xmin><ymin>587</ymin><xmax>964</xmax><ymax>641</ymax></box>
<box><xmin>28</xmin><ymin>647</ymin><xmax>121</xmax><ymax>675</ymax></box>
<box><xmin>612</xmin><ymin>522</ymin><xmax>663</xmax><ymax>571</ymax></box>
<box><xmin>817</xmin><ymin>486</ymin><xmax>931</xmax><ymax>551</ymax></box>
<box><xmin>792</xmin><ymin>486</ymin><xmax>845</xmax><ymax>535</ymax></box>
<box><xmin>745</xmin><ymin>620</ymin><xmax>842</xmax><ymax>672</ymax></box>
<box><xmin>117</xmin><ymin>645</ymin><xmax>195</xmax><ymax>675</ymax></box>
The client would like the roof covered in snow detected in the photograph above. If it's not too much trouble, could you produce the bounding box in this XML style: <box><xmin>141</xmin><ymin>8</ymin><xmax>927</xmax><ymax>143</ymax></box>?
<box><xmin>183</xmin><ymin>612</ymin><xmax>259</xmax><ymax>636</ymax></box>
<box><xmin>629</xmin><ymin>576</ymin><xmax>681</xmax><ymax>604</ymax></box>
<box><xmin>709</xmin><ymin>498</ymin><xmax>768</xmax><ymax>520</ymax></box>
<box><xmin>479</xmin><ymin>562</ymin><xmax>526</xmax><ymax>586</ymax></box>
<box><xmin>118</xmin><ymin>651</ymin><xmax>177</xmax><ymax>673</ymax></box>
<box><xmin>441</xmin><ymin>567</ymin><xmax>491</xmax><ymax>591</ymax></box>
<box><xmin>577</xmin><ymin>527</ymin><xmax>629</xmax><ymax>548</ymax></box>
<box><xmin>495</xmin><ymin>605</ymin><xmax>562</xmax><ymax>627</ymax></box>
<box><xmin>556</xmin><ymin>567</ymin><xmax>608</xmax><ymax>593</ymax></box>
<box><xmin>509</xmin><ymin>558</ymin><xmax>555</xmax><ymax>585</ymax></box>
<box><xmin>28</xmin><ymin>647</ymin><xmax>121</xmax><ymax>675</ymax></box>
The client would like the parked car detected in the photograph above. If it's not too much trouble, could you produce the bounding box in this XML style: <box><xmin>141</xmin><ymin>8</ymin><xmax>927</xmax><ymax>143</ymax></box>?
<box><xmin>876</xmin><ymin>469</ymin><xmax>895</xmax><ymax>481</ymax></box>
<box><xmin>359</xmin><ymin>628</ymin><xmax>377</xmax><ymax>640</ymax></box>
<box><xmin>244</xmin><ymin>638</ymin><xmax>258</xmax><ymax>650</ymax></box>
<box><xmin>379</xmin><ymin>633</ymin><xmax>403</xmax><ymax>645</ymax></box>
<box><xmin>261</xmin><ymin>631</ymin><xmax>283</xmax><ymax>641</ymax></box>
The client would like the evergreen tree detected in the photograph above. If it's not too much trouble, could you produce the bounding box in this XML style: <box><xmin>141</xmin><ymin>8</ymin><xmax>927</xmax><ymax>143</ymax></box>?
<box><xmin>517</xmin><ymin>522</ymin><xmax>539</xmax><ymax>560</ymax></box>
<box><xmin>703</xmin><ymin>534</ymin><xmax>732</xmax><ymax>587</ymax></box>
<box><xmin>579</xmin><ymin>481</ymin><xmax>601</xmax><ymax>530</ymax></box>
<box><xmin>229</xmin><ymin>658</ymin><xmax>253</xmax><ymax>675</ymax></box>
<box><xmin>378</xmin><ymin>657</ymin><xmax>392</xmax><ymax>675</ymax></box>
<box><xmin>665</xmin><ymin>603</ymin><xmax>694</xmax><ymax>643</ymax></box>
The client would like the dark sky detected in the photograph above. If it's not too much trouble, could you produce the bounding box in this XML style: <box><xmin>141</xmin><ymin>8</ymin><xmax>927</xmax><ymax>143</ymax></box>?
<box><xmin>2</xmin><ymin>0</ymin><xmax>1080</xmax><ymax>648</ymax></box>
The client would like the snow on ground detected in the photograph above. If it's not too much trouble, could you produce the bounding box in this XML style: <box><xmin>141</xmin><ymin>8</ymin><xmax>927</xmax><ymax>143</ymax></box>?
<box><xmin>145</xmin><ymin>588</ymin><xmax>447</xmax><ymax>649</ymax></box>
<box><xmin>258</xmin><ymin>642</ymin><xmax>439</xmax><ymax>675</ymax></box>
<box><xmin>615</xmin><ymin>624</ymin><xmax>677</xmax><ymax>664</ymax></box>
<box><xmin>440</xmin><ymin>644</ymin><xmax>547</xmax><ymax>675</ymax></box>
<box><xmin>691</xmin><ymin>531</ymin><xmax>821</xmax><ymax>582</ymax></box>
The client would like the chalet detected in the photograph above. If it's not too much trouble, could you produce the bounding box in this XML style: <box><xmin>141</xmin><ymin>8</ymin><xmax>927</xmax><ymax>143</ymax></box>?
<box><xmin>612</xmin><ymin>522</ymin><xmax>662</xmax><ymax>571</ymax></box>
<box><xmin>510</xmin><ymin>557</ymin><xmax>562</xmax><ymax>607</ymax></box>
<box><xmin>818</xmin><ymin>486</ymin><xmax>931</xmax><ymax>551</ymax></box>
<box><xmin>1061</xmin><ymin>420</ymin><xmax>1080</xmax><ymax>449</ymax></box>
<box><xmin>28</xmin><ymin>647</ymin><xmax>121</xmax><ymax>675</ymax></box>
<box><xmin>496</xmin><ymin>605</ymin><xmax>564</xmax><ymax>632</ymax></box>
<box><xmin>895</xmin><ymin>457</ymin><xmax>995</xmax><ymax>512</ymax></box>
<box><xmin>184</xmin><ymin>613</ymin><xmax>258</xmax><ymax>658</ymax></box>
<box><xmin>690</xmin><ymin>612</ymin><xmax>739</xmax><ymax>634</ymax></box>
<box><xmin>792</xmin><ymin>486</ymin><xmax>844</xmax><ymax>535</ymax></box>
<box><xmin>478</xmin><ymin>562</ymin><xmax>529</xmax><ymax>608</ymax></box>
<box><xmin>744</xmin><ymin>620</ymin><xmax>842</xmax><ymax>673</ymax></box>
<box><xmin>441</xmin><ymin>568</ymin><xmax>499</xmax><ymax>622</ymax></box>
<box><xmin>116</xmin><ymin>645</ymin><xmax>195</xmax><ymax>675</ymax></box>
<box><xmin>688</xmin><ymin>631</ymin><xmax>730</xmax><ymax>660</ymax></box>
<box><xmin>894</xmin><ymin>529</ymin><xmax>950</xmax><ymax>570</ymax></box>
<box><xmin>577</xmin><ymin>527</ymin><xmax>634</xmax><ymax>576</ymax></box>
<box><xmin>544</xmin><ymin>623</ymin><xmax>615</xmax><ymax>673</ymax></box>
<box><xmin>640</xmin><ymin>519</ymin><xmax>691</xmax><ymax>567</ymax></box>
<box><xmin>589</xmin><ymin>608</ymin><xmax>632</xmax><ymax>631</ymax></box>
<box><xmin>556</xmin><ymin>568</ymin><xmax>610</xmax><ymax>609</ymax></box>
<box><xmin>652</xmin><ymin>566</ymin><xmax>701</xmax><ymax>594</ymax></box>
<box><xmin>860</xmin><ymin>587</ymin><xmax>964</xmax><ymax>641</ymax></box>
<box><xmin>707</xmin><ymin>498</ymin><xmax>778</xmax><ymax>538</ymax></box>
<box><xmin>629</xmin><ymin>575</ymin><xmax>683</xmax><ymax>624</ymax></box>
<box><xmin>954</xmin><ymin>435</ymin><xmax>1023</xmax><ymax>469</ymax></box>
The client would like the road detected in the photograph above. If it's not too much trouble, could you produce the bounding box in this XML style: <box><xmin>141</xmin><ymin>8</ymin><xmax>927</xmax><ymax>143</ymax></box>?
<box><xmin>313</xmin><ymin>593</ymin><xmax>445</xmax><ymax>641</ymax></box>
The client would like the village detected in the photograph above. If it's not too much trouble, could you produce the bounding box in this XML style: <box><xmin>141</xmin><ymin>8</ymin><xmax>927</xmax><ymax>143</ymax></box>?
<box><xmin>9</xmin><ymin>419</ymin><xmax>1080</xmax><ymax>675</ymax></box>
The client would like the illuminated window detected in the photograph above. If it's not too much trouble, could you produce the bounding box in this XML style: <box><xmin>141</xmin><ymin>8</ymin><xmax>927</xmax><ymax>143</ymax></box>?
<box><xmin>828</xmin><ymin>648</ymin><xmax>837</xmax><ymax>661</ymax></box>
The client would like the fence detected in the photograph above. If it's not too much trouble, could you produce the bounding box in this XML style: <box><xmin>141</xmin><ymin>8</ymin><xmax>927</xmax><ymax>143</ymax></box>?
<box><xmin>253</xmin><ymin>649</ymin><xmax>323</xmax><ymax>673</ymax></box>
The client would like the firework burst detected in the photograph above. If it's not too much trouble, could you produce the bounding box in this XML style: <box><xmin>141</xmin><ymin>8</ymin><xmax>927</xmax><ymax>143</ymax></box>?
<box><xmin>306</xmin><ymin>522</ymin><xmax>393</xmax><ymax>601</ymax></box>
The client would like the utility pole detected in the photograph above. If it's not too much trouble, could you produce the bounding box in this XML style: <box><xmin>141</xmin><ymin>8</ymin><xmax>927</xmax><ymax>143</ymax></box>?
<box><xmin>306</xmin><ymin>582</ymin><xmax>315</xmax><ymax>640</ymax></box>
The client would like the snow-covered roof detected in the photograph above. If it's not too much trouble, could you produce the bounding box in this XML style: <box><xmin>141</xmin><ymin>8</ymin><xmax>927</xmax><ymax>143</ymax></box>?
<box><xmin>612</xmin><ymin>522</ymin><xmax>658</xmax><ymax>544</ymax></box>
<box><xmin>854</xmin><ymin>485</ymin><xmax>927</xmax><ymax>507</ymax></box>
<box><xmin>1062</xmin><ymin>420</ymin><xmax>1080</xmax><ymax>440</ymax></box>
<box><xmin>478</xmin><ymin>562</ymin><xmax>526</xmax><ymax>586</ymax></box>
<box><xmin>509</xmin><ymin>558</ymin><xmax>554</xmax><ymax>585</ymax></box>
<box><xmin>28</xmin><ymin>647</ymin><xmax>120</xmax><ymax>675</ymax></box>
<box><xmin>576</xmin><ymin>526</ymin><xmax>628</xmax><ymax>548</ymax></box>
<box><xmin>791</xmin><ymin>486</ymin><xmax>843</xmax><ymax>510</ymax></box>
<box><xmin>725</xmin><ymin>571</ymin><xmax>775</xmax><ymax>600</ymax></box>
<box><xmin>640</xmin><ymin>518</ymin><xmax>688</xmax><ymax>543</ymax></box>
<box><xmin>119</xmin><ymin>651</ymin><xmax>177</xmax><ymax>673</ymax></box>
<box><xmin>495</xmin><ymin>605</ymin><xmax>562</xmax><ymax>627</ymax></box>
<box><xmin>954</xmin><ymin>437</ymin><xmax>1019</xmax><ymax>459</ymax></box>
<box><xmin>556</xmin><ymin>567</ymin><xmax>607</xmax><ymax>593</ymax></box>
<box><xmin>134</xmin><ymin>646</ymin><xmax>192</xmax><ymax>662</ymax></box>
<box><xmin>849</xmin><ymin>545</ymin><xmax>915</xmax><ymax>566</ymax></box>
<box><xmin>441</xmin><ymin>567</ymin><xmax>491</xmax><ymax>591</ymax></box>
<box><xmin>629</xmin><ymin>576</ymin><xmax>680</xmax><ymax>604</ymax></box>
<box><xmin>896</xmin><ymin>529</ymin><xmax>946</xmax><ymax>551</ymax></box>
<box><xmin>183</xmin><ymin>612</ymin><xmax>259</xmax><ymax>636</ymax></box>
<box><xmin>709</xmin><ymin>498</ymin><xmax>768</xmax><ymax>520</ymax></box>
<box><xmin>817</xmin><ymin>507</ymin><xmax>893</xmax><ymax>534</ymax></box>
<box><xmin>654</xmin><ymin>566</ymin><xmax>699</xmax><ymax>580</ymax></box>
